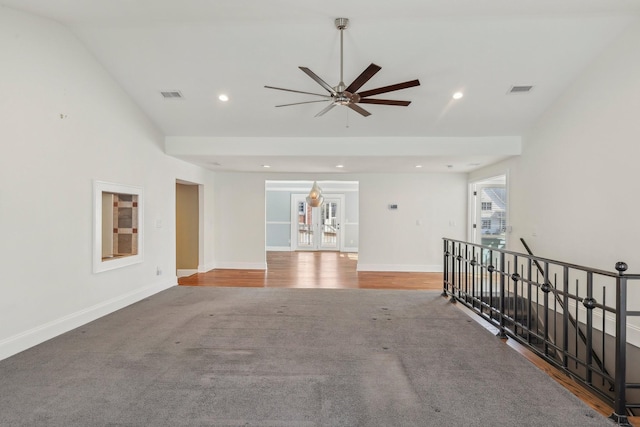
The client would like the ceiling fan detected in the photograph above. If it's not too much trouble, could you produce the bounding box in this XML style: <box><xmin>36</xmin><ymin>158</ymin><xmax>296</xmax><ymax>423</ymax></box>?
<box><xmin>265</xmin><ymin>18</ymin><xmax>420</xmax><ymax>117</ymax></box>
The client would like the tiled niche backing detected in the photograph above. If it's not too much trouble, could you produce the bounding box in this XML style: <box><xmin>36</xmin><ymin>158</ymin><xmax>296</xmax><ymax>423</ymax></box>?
<box><xmin>112</xmin><ymin>193</ymin><xmax>138</xmax><ymax>256</ymax></box>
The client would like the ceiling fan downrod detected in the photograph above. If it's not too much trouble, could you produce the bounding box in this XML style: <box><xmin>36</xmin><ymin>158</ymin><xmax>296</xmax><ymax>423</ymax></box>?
<box><xmin>335</xmin><ymin>18</ymin><xmax>349</xmax><ymax>93</ymax></box>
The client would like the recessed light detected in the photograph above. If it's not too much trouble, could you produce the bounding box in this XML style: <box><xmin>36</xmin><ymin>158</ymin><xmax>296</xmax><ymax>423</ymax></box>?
<box><xmin>452</xmin><ymin>92</ymin><xmax>463</xmax><ymax>100</ymax></box>
<box><xmin>262</xmin><ymin>164</ymin><xmax>271</xmax><ymax>168</ymax></box>
<box><xmin>218</xmin><ymin>94</ymin><xmax>229</xmax><ymax>102</ymax></box>
<box><xmin>415</xmin><ymin>165</ymin><xmax>423</xmax><ymax>168</ymax></box>
<box><xmin>336</xmin><ymin>164</ymin><xmax>344</xmax><ymax>168</ymax></box>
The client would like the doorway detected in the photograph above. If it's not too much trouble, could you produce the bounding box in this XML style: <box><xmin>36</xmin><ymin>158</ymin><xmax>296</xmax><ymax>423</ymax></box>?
<box><xmin>470</xmin><ymin>175</ymin><xmax>508</xmax><ymax>250</ymax></box>
<box><xmin>176</xmin><ymin>181</ymin><xmax>201</xmax><ymax>277</ymax></box>
<box><xmin>291</xmin><ymin>194</ymin><xmax>344</xmax><ymax>251</ymax></box>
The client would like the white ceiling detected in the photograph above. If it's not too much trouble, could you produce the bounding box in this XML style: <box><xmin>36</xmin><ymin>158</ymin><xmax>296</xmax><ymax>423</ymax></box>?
<box><xmin>3</xmin><ymin>0</ymin><xmax>639</xmax><ymax>173</ymax></box>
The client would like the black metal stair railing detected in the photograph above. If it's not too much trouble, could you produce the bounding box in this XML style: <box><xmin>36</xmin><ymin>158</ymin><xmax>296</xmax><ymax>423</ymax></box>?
<box><xmin>519</xmin><ymin>237</ymin><xmax>615</xmax><ymax>392</ymax></box>
<box><xmin>442</xmin><ymin>237</ymin><xmax>640</xmax><ymax>426</ymax></box>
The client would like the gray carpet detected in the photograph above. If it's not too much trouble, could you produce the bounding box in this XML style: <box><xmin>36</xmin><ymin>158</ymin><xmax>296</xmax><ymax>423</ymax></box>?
<box><xmin>0</xmin><ymin>287</ymin><xmax>612</xmax><ymax>426</ymax></box>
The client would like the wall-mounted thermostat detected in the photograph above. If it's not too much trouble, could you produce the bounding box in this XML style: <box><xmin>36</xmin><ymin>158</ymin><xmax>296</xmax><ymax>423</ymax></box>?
<box><xmin>388</xmin><ymin>204</ymin><xmax>398</xmax><ymax>210</ymax></box>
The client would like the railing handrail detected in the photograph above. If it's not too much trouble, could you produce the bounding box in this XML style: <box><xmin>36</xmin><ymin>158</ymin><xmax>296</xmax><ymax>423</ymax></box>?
<box><xmin>443</xmin><ymin>237</ymin><xmax>619</xmax><ymax>278</ymax></box>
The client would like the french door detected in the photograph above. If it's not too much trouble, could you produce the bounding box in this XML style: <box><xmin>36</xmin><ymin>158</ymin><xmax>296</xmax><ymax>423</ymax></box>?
<box><xmin>291</xmin><ymin>195</ymin><xmax>342</xmax><ymax>251</ymax></box>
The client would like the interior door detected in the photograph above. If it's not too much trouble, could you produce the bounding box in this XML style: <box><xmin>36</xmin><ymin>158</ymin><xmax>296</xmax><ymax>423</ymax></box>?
<box><xmin>292</xmin><ymin>195</ymin><xmax>341</xmax><ymax>251</ymax></box>
<box><xmin>472</xmin><ymin>183</ymin><xmax>507</xmax><ymax>249</ymax></box>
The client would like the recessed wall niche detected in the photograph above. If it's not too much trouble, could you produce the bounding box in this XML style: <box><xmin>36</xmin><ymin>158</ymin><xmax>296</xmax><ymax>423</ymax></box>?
<box><xmin>93</xmin><ymin>181</ymin><xmax>143</xmax><ymax>273</ymax></box>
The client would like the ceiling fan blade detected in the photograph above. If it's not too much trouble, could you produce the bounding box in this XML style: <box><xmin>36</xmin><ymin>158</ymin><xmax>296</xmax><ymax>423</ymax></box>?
<box><xmin>357</xmin><ymin>98</ymin><xmax>411</xmax><ymax>106</ymax></box>
<box><xmin>264</xmin><ymin>85</ymin><xmax>332</xmax><ymax>98</ymax></box>
<box><xmin>345</xmin><ymin>63</ymin><xmax>382</xmax><ymax>94</ymax></box>
<box><xmin>299</xmin><ymin>67</ymin><xmax>337</xmax><ymax>95</ymax></box>
<box><xmin>276</xmin><ymin>100</ymin><xmax>333</xmax><ymax>107</ymax></box>
<box><xmin>357</xmin><ymin>79</ymin><xmax>420</xmax><ymax>98</ymax></box>
<box><xmin>347</xmin><ymin>103</ymin><xmax>371</xmax><ymax>117</ymax></box>
<box><xmin>315</xmin><ymin>103</ymin><xmax>337</xmax><ymax>117</ymax></box>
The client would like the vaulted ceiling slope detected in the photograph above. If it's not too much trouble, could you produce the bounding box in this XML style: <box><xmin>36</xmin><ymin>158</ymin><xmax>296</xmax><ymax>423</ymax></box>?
<box><xmin>3</xmin><ymin>0</ymin><xmax>639</xmax><ymax>172</ymax></box>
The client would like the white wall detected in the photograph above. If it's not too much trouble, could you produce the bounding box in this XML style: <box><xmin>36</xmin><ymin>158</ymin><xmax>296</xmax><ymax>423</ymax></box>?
<box><xmin>472</xmin><ymin>20</ymin><xmax>640</xmax><ymax>272</ymax></box>
<box><xmin>213</xmin><ymin>173</ymin><xmax>268</xmax><ymax>269</ymax></box>
<box><xmin>213</xmin><ymin>172</ymin><xmax>467</xmax><ymax>272</ymax></box>
<box><xmin>470</xmin><ymin>20</ymin><xmax>640</xmax><ymax>341</ymax></box>
<box><xmin>357</xmin><ymin>173</ymin><xmax>467</xmax><ymax>271</ymax></box>
<box><xmin>0</xmin><ymin>7</ymin><xmax>215</xmax><ymax>360</ymax></box>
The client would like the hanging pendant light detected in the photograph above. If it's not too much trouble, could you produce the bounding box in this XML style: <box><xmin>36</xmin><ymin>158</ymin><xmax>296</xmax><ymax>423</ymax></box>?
<box><xmin>306</xmin><ymin>181</ymin><xmax>324</xmax><ymax>207</ymax></box>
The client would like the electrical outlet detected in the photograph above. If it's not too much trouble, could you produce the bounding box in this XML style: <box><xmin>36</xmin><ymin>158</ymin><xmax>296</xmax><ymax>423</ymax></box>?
<box><xmin>156</xmin><ymin>267</ymin><xmax>162</xmax><ymax>276</ymax></box>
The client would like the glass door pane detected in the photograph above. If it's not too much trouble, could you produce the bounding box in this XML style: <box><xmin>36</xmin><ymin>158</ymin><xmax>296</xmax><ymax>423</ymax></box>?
<box><xmin>297</xmin><ymin>201</ymin><xmax>314</xmax><ymax>248</ymax></box>
<box><xmin>476</xmin><ymin>185</ymin><xmax>506</xmax><ymax>249</ymax></box>
<box><xmin>320</xmin><ymin>200</ymin><xmax>338</xmax><ymax>250</ymax></box>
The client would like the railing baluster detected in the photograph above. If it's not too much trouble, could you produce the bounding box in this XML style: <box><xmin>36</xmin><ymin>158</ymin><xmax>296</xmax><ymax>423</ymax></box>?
<box><xmin>498</xmin><ymin>251</ymin><xmax>507</xmax><ymax>338</ymax></box>
<box><xmin>527</xmin><ymin>258</ymin><xmax>533</xmax><ymax>345</ymax></box>
<box><xmin>442</xmin><ymin>239</ymin><xmax>448</xmax><ymax>297</ymax></box>
<box><xmin>610</xmin><ymin>262</ymin><xmax>629</xmax><ymax>425</ymax></box>
<box><xmin>601</xmin><ymin>286</ymin><xmax>607</xmax><ymax>388</ymax></box>
<box><xmin>574</xmin><ymin>279</ymin><xmax>579</xmax><ymax>369</ymax></box>
<box><xmin>562</xmin><ymin>266</ymin><xmax>569</xmax><ymax>369</ymax></box>
<box><xmin>471</xmin><ymin>247</ymin><xmax>477</xmax><ymax>309</ymax></box>
<box><xmin>543</xmin><ymin>262</ymin><xmax>550</xmax><ymax>357</ymax></box>
<box><xmin>489</xmin><ymin>249</ymin><xmax>494</xmax><ymax>321</ymax></box>
<box><xmin>584</xmin><ymin>272</ymin><xmax>594</xmax><ymax>385</ymax></box>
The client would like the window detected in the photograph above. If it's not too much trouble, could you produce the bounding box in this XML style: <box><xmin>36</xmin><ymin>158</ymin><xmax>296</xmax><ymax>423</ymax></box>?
<box><xmin>481</xmin><ymin>219</ymin><xmax>491</xmax><ymax>229</ymax></box>
<box><xmin>481</xmin><ymin>202</ymin><xmax>492</xmax><ymax>211</ymax></box>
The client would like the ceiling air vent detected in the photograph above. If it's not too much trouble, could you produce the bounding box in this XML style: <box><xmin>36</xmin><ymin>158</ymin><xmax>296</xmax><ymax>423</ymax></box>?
<box><xmin>160</xmin><ymin>91</ymin><xmax>183</xmax><ymax>99</ymax></box>
<box><xmin>508</xmin><ymin>85</ymin><xmax>533</xmax><ymax>94</ymax></box>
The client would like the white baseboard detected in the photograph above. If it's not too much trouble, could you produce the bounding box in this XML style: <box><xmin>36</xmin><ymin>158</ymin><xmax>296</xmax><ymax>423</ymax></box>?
<box><xmin>266</xmin><ymin>246</ymin><xmax>291</xmax><ymax>252</ymax></box>
<box><xmin>177</xmin><ymin>269</ymin><xmax>198</xmax><ymax>278</ymax></box>
<box><xmin>198</xmin><ymin>262</ymin><xmax>215</xmax><ymax>273</ymax></box>
<box><xmin>0</xmin><ymin>278</ymin><xmax>176</xmax><ymax>362</ymax></box>
<box><xmin>341</xmin><ymin>247</ymin><xmax>359</xmax><ymax>253</ymax></box>
<box><xmin>356</xmin><ymin>264</ymin><xmax>443</xmax><ymax>273</ymax></box>
<box><xmin>214</xmin><ymin>262</ymin><xmax>267</xmax><ymax>270</ymax></box>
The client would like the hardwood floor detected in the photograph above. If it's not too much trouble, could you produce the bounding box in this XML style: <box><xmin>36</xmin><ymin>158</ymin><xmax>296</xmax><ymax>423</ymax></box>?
<box><xmin>178</xmin><ymin>251</ymin><xmax>443</xmax><ymax>290</ymax></box>
<box><xmin>178</xmin><ymin>251</ymin><xmax>638</xmax><ymax>425</ymax></box>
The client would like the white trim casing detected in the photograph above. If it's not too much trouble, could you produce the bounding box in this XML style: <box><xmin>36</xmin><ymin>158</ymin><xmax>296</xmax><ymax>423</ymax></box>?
<box><xmin>356</xmin><ymin>264</ymin><xmax>443</xmax><ymax>273</ymax></box>
<box><xmin>177</xmin><ymin>269</ymin><xmax>198</xmax><ymax>278</ymax></box>
<box><xmin>198</xmin><ymin>262</ymin><xmax>216</xmax><ymax>273</ymax></box>
<box><xmin>214</xmin><ymin>262</ymin><xmax>267</xmax><ymax>270</ymax></box>
<box><xmin>266</xmin><ymin>246</ymin><xmax>291</xmax><ymax>252</ymax></box>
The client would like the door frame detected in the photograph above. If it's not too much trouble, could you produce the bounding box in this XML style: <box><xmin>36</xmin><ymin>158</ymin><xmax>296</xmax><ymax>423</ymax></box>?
<box><xmin>175</xmin><ymin>179</ymin><xmax>204</xmax><ymax>278</ymax></box>
<box><xmin>290</xmin><ymin>193</ymin><xmax>345</xmax><ymax>251</ymax></box>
